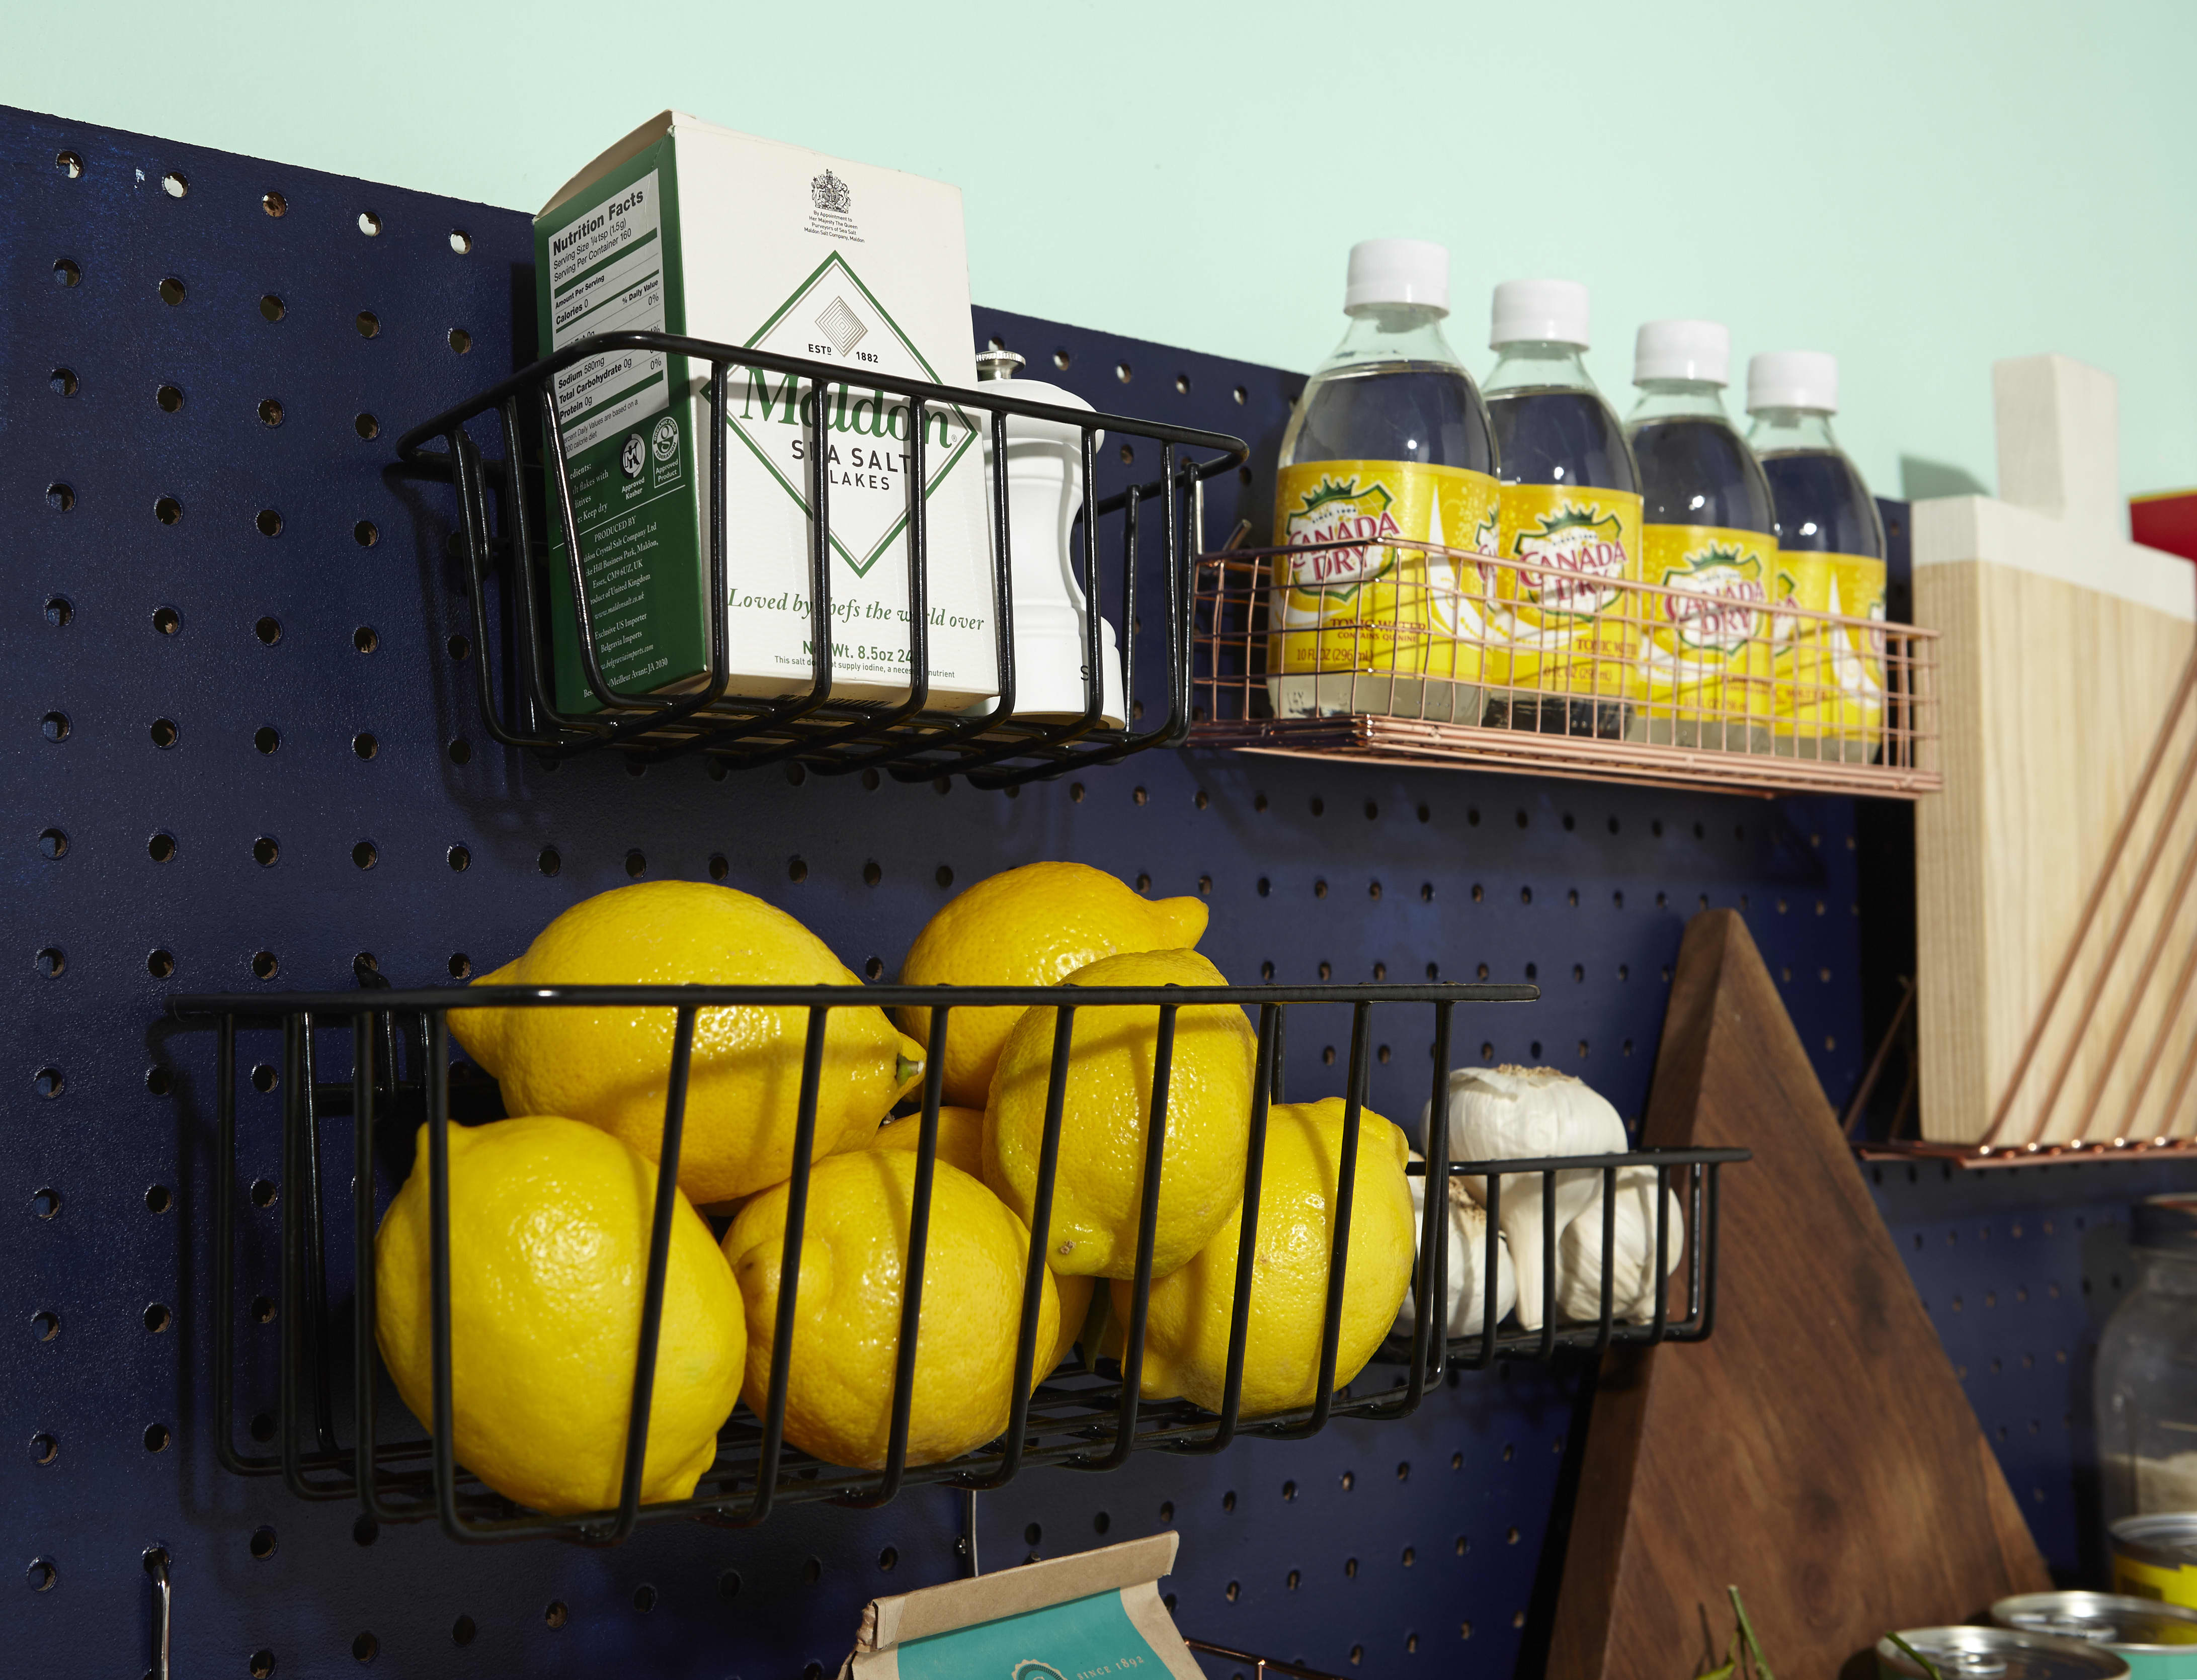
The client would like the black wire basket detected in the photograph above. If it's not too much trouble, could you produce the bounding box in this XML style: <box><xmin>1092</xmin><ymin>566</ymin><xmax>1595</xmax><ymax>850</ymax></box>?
<box><xmin>394</xmin><ymin>332</ymin><xmax>1248</xmax><ymax>787</ymax></box>
<box><xmin>173</xmin><ymin>978</ymin><xmax>1744</xmax><ymax>1545</ymax></box>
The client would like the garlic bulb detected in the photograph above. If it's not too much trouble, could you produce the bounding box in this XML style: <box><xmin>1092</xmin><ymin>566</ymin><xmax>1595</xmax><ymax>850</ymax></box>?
<box><xmin>1553</xmin><ymin>1166</ymin><xmax>1686</xmax><ymax>1324</ymax></box>
<box><xmin>1423</xmin><ymin>1066</ymin><xmax>1628</xmax><ymax>1331</ymax></box>
<box><xmin>1393</xmin><ymin>1168</ymin><xmax>1517</xmax><ymax>1339</ymax></box>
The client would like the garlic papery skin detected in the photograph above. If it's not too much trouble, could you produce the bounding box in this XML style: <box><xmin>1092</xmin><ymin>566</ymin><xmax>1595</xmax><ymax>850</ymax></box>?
<box><xmin>1553</xmin><ymin>1166</ymin><xmax>1686</xmax><ymax>1325</ymax></box>
<box><xmin>1422</xmin><ymin>1065</ymin><xmax>1628</xmax><ymax>1331</ymax></box>
<box><xmin>1394</xmin><ymin>1169</ymin><xmax>1518</xmax><ymax>1339</ymax></box>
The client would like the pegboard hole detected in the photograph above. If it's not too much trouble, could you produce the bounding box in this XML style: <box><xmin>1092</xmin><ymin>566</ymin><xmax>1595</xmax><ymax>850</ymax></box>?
<box><xmin>30</xmin><ymin>1432</ymin><xmax>57</xmax><ymax>1466</ymax></box>
<box><xmin>156</xmin><ymin>383</ymin><xmax>184</xmax><ymax>412</ymax></box>
<box><xmin>1159</xmin><ymin>1500</ymin><xmax>1175</xmax><ymax>1522</ymax></box>
<box><xmin>146</xmin><ymin>1065</ymin><xmax>173</xmax><ymax>1096</ymax></box>
<box><xmin>248</xmin><ymin>1411</ymin><xmax>276</xmax><ymax>1442</ymax></box>
<box><xmin>448</xmin><ymin>327</ymin><xmax>472</xmax><ymax>355</ymax></box>
<box><xmin>537</xmin><ymin>846</ymin><xmax>561</xmax><ymax>878</ymax></box>
<box><xmin>55</xmin><ymin>149</ymin><xmax>81</xmax><ymax>177</ymax></box>
<box><xmin>31</xmin><ymin>1065</ymin><xmax>61</xmax><ymax>1100</ymax></box>
<box><xmin>41</xmin><ymin>711</ymin><xmax>70</xmax><ymax>743</ymax></box>
<box><xmin>354</xmin><ymin>626</ymin><xmax>379</xmax><ymax>653</ymax></box>
<box><xmin>1115</xmin><ymin>361</ymin><xmax>1132</xmax><ymax>383</ymax></box>
<box><xmin>358</xmin><ymin>210</ymin><xmax>382</xmax><ymax>236</ymax></box>
<box><xmin>877</xmin><ymin>1546</ymin><xmax>898</xmax><ymax>1572</ymax></box>
<box><xmin>44</xmin><ymin>596</ymin><xmax>73</xmax><ymax>627</ymax></box>
<box><xmin>35</xmin><ymin>947</ymin><xmax>64</xmax><ymax>979</ymax></box>
<box><xmin>251</xmin><ymin>950</ymin><xmax>279</xmax><ymax>982</ymax></box>
<box><xmin>259</xmin><ymin>293</ymin><xmax>285</xmax><ymax>322</ymax></box>
<box><xmin>31</xmin><ymin>1309</ymin><xmax>59</xmax><ymax>1341</ymax></box>
<box><xmin>160</xmin><ymin>171</ymin><xmax>188</xmax><ymax>198</ymax></box>
<box><xmin>1350</xmin><ymin>1647</ymin><xmax>1363</xmax><ymax>1667</ymax></box>
<box><xmin>863</xmin><ymin>957</ymin><xmax>884</xmax><ymax>980</ymax></box>
<box><xmin>141</xmin><ymin>949</ymin><xmax>177</xmax><ymax>983</ymax></box>
<box><xmin>256</xmin><ymin>396</ymin><xmax>283</xmax><ymax>427</ymax></box>
<box><xmin>1260</xmin><ymin>961</ymin><xmax>1274</xmax><ymax>981</ymax></box>
<box><xmin>152</xmin><ymin>606</ymin><xmax>182</xmax><ymax>637</ymax></box>
<box><xmin>801</xmin><ymin>1558</ymin><xmax>822</xmax><ymax>1584</ymax></box>
<box><xmin>632</xmin><ymin>1584</ymin><xmax>658</xmax><ymax>1613</ymax></box>
<box><xmin>49</xmin><ymin>367</ymin><xmax>78</xmax><ymax>400</ymax></box>
<box><xmin>446</xmin><ymin>845</ymin><xmax>470</xmax><ymax>873</ymax></box>
<box><xmin>47</xmin><ymin>481</ymin><xmax>75</xmax><ymax>512</ymax></box>
<box><xmin>143</xmin><ymin>1422</ymin><xmax>171</xmax><ymax>1452</ymax></box>
<box><xmin>447</xmin><ymin>738</ymin><xmax>472</xmax><ymax>765</ymax></box>
<box><xmin>150</xmin><ymin>717</ymin><xmax>180</xmax><ymax>749</ymax></box>
<box><xmin>52</xmin><ymin>257</ymin><xmax>83</xmax><ymax>289</ymax></box>
<box><xmin>1118</xmin><ymin>443</ymin><xmax>1135</xmax><ymax>465</ymax></box>
<box><xmin>30</xmin><ymin>1187</ymin><xmax>60</xmax><ymax>1220</ymax></box>
<box><xmin>38</xmin><ymin>825</ymin><xmax>67</xmax><ymax>861</ymax></box>
<box><xmin>158</xmin><ymin>275</ymin><xmax>186</xmax><ymax>306</ymax></box>
<box><xmin>250</xmin><ymin>1651</ymin><xmax>275</xmax><ymax>1678</ymax></box>
<box><xmin>447</xmin><ymin>633</ymin><xmax>471</xmax><ymax>660</ymax></box>
<box><xmin>717</xmin><ymin>1571</ymin><xmax>741</xmax><ymax>1602</ymax></box>
<box><xmin>1225</xmin><ymin>1580</ymin><xmax>1239</xmax><ymax>1601</ymax></box>
<box><xmin>356</xmin><ymin>311</ymin><xmax>380</xmax><ymax>339</ymax></box>
<box><xmin>350</xmin><ymin>731</ymin><xmax>379</xmax><ymax>762</ymax></box>
<box><xmin>452</xmin><ymin>1615</ymin><xmax>475</xmax><ymax>1646</ymax></box>
<box><xmin>254</xmin><ymin>617</ymin><xmax>282</xmax><ymax>646</ymax></box>
<box><xmin>620</xmin><ymin>848</ymin><xmax>646</xmax><ymax>879</ymax></box>
<box><xmin>352</xmin><ymin>1631</ymin><xmax>378</xmax><ymax>1662</ymax></box>
<box><xmin>153</xmin><ymin>493</ymin><xmax>188</xmax><ymax>525</ymax></box>
<box><xmin>447</xmin><ymin>954</ymin><xmax>471</xmax><ymax>979</ymax></box>
<box><xmin>257</xmin><ymin>508</ymin><xmax>284</xmax><ymax>537</ymax></box>
<box><xmin>27</xmin><ymin>1558</ymin><xmax>56</xmax><ymax>1591</ymax></box>
<box><xmin>145</xmin><ymin>1184</ymin><xmax>172</xmax><ymax>1213</ymax></box>
<box><xmin>253</xmin><ymin>835</ymin><xmax>280</xmax><ymax>867</ymax></box>
<box><xmin>247</xmin><ymin>1525</ymin><xmax>277</xmax><ymax>1560</ymax></box>
<box><xmin>354</xmin><ymin>411</ymin><xmax>380</xmax><ymax>441</ymax></box>
<box><xmin>352</xmin><ymin>841</ymin><xmax>378</xmax><ymax>870</ymax></box>
<box><xmin>352</xmin><ymin>1515</ymin><xmax>377</xmax><ymax>1547</ymax></box>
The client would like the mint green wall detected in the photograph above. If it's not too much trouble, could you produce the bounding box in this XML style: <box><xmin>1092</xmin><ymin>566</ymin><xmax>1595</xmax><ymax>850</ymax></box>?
<box><xmin>14</xmin><ymin>0</ymin><xmax>2193</xmax><ymax>509</ymax></box>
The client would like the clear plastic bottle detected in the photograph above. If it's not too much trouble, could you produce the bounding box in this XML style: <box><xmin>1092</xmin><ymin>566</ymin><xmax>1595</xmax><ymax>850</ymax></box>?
<box><xmin>1268</xmin><ymin>240</ymin><xmax>1499</xmax><ymax>722</ymax></box>
<box><xmin>1745</xmin><ymin>352</ymin><xmax>1887</xmax><ymax>763</ymax></box>
<box><xmin>1482</xmin><ymin>279</ymin><xmax>1641</xmax><ymax>739</ymax></box>
<box><xmin>1625</xmin><ymin>320</ymin><xmax>1778</xmax><ymax>753</ymax></box>
<box><xmin>2096</xmin><ymin>1197</ymin><xmax>2197</xmax><ymax>1544</ymax></box>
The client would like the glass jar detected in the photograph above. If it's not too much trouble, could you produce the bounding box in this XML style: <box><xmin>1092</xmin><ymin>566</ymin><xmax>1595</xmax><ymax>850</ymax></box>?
<box><xmin>2096</xmin><ymin>1195</ymin><xmax>2197</xmax><ymax>1526</ymax></box>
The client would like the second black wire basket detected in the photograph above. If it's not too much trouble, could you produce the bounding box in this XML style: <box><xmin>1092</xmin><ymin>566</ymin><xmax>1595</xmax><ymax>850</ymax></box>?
<box><xmin>174</xmin><ymin>977</ymin><xmax>1744</xmax><ymax>1545</ymax></box>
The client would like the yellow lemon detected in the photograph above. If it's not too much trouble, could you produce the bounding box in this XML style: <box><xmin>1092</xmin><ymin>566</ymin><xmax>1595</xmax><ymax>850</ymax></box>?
<box><xmin>1049</xmin><ymin>1273</ymin><xmax>1096</xmax><ymax>1374</ymax></box>
<box><xmin>985</xmin><ymin>948</ymin><xmax>1254</xmax><ymax>1279</ymax></box>
<box><xmin>722</xmin><ymin>1150</ymin><xmax>1056</xmax><ymax>1470</ymax></box>
<box><xmin>898</xmin><ymin>862</ymin><xmax>1207</xmax><ymax>1108</ymax></box>
<box><xmin>374</xmin><ymin>1116</ymin><xmax>745</xmax><ymax>1515</ymax></box>
<box><xmin>1118</xmin><ymin>1098</ymin><xmax>1415</xmax><ymax>1417</ymax></box>
<box><xmin>871</xmin><ymin>1106</ymin><xmax>988</xmax><ymax>1178</ymax></box>
<box><xmin>451</xmin><ymin>881</ymin><xmax>923</xmax><ymax>1204</ymax></box>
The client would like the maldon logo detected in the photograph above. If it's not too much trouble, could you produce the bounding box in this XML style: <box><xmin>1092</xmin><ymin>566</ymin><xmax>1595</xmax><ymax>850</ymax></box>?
<box><xmin>1010</xmin><ymin>1662</ymin><xmax>1068</xmax><ymax>1680</ymax></box>
<box><xmin>1660</xmin><ymin>544</ymin><xmax>1766</xmax><ymax>653</ymax></box>
<box><xmin>1513</xmin><ymin>506</ymin><xmax>1626</xmax><ymax>616</ymax></box>
<box><xmin>810</xmin><ymin>169</ymin><xmax>851</xmax><ymax>214</ymax></box>
<box><xmin>1284</xmin><ymin>476</ymin><xmax>1403</xmax><ymax>593</ymax></box>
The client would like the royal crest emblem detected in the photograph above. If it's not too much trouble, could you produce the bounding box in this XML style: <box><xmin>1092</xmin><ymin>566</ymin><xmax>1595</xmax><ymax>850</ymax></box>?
<box><xmin>809</xmin><ymin>169</ymin><xmax>851</xmax><ymax>213</ymax></box>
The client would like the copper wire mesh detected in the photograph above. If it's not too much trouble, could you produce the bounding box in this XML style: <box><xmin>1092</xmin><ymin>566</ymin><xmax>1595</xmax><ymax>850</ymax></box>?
<box><xmin>1189</xmin><ymin>540</ymin><xmax>1941</xmax><ymax>799</ymax></box>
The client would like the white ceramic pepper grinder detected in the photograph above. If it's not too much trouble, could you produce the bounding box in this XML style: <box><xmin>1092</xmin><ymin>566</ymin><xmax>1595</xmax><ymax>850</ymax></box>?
<box><xmin>975</xmin><ymin>348</ymin><xmax>1126</xmax><ymax>725</ymax></box>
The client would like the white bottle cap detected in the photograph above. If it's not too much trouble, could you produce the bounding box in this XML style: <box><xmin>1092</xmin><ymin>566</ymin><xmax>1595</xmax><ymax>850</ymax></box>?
<box><xmin>1633</xmin><ymin>319</ymin><xmax>1730</xmax><ymax>386</ymax></box>
<box><xmin>1344</xmin><ymin>239</ymin><xmax>1449</xmax><ymax>315</ymax></box>
<box><xmin>1490</xmin><ymin>279</ymin><xmax>1590</xmax><ymax>349</ymax></box>
<box><xmin>1746</xmin><ymin>350</ymin><xmax>1838</xmax><ymax>414</ymax></box>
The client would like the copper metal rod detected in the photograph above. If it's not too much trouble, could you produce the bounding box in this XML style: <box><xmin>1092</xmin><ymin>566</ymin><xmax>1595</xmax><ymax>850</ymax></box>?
<box><xmin>1982</xmin><ymin>648</ymin><xmax>2197</xmax><ymax>1146</ymax></box>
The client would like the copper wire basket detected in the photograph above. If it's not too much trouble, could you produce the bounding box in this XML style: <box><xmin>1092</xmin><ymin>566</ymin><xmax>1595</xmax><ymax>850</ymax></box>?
<box><xmin>1189</xmin><ymin>539</ymin><xmax>1941</xmax><ymax>798</ymax></box>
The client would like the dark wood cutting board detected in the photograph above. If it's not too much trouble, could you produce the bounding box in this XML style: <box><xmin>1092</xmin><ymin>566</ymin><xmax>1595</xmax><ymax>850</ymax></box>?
<box><xmin>1548</xmin><ymin>910</ymin><xmax>2049</xmax><ymax>1680</ymax></box>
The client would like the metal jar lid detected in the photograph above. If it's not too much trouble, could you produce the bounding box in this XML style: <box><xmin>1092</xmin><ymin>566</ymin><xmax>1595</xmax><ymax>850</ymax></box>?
<box><xmin>2112</xmin><ymin>1512</ymin><xmax>2197</xmax><ymax>1567</ymax></box>
<box><xmin>1994</xmin><ymin>1592</ymin><xmax>2197</xmax><ymax>1651</ymax></box>
<box><xmin>1879</xmin><ymin>1626</ymin><xmax>2132</xmax><ymax>1680</ymax></box>
<box><xmin>2132</xmin><ymin>1196</ymin><xmax>2197</xmax><ymax>1255</ymax></box>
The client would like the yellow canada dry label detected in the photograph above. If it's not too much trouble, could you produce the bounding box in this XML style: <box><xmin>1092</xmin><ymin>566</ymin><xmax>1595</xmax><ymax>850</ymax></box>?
<box><xmin>1775</xmin><ymin>549</ymin><xmax>1887</xmax><ymax>743</ymax></box>
<box><xmin>1634</xmin><ymin>523</ymin><xmax>1777</xmax><ymax>729</ymax></box>
<box><xmin>1268</xmin><ymin>460</ymin><xmax>1500</xmax><ymax>682</ymax></box>
<box><xmin>2117</xmin><ymin>1551</ymin><xmax>2197</xmax><ymax>1611</ymax></box>
<box><xmin>1490</xmin><ymin>482</ymin><xmax>1643</xmax><ymax>697</ymax></box>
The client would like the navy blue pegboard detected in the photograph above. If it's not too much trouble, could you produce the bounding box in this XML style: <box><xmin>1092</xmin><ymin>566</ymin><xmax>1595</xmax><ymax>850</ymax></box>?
<box><xmin>8</xmin><ymin>103</ymin><xmax>2195</xmax><ymax>1680</ymax></box>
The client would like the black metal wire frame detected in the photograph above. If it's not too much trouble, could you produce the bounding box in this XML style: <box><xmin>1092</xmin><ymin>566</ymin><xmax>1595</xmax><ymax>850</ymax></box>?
<box><xmin>391</xmin><ymin>333</ymin><xmax>1249</xmax><ymax>787</ymax></box>
<box><xmin>173</xmin><ymin>980</ymin><xmax>1745</xmax><ymax>1545</ymax></box>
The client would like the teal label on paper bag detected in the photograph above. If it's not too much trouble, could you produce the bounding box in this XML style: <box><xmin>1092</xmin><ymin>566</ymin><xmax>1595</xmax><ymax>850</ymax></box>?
<box><xmin>898</xmin><ymin>1591</ymin><xmax>1164</xmax><ymax>1680</ymax></box>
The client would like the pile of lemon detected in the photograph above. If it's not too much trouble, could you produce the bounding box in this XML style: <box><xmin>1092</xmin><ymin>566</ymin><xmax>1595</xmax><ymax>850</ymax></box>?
<box><xmin>374</xmin><ymin>863</ymin><xmax>1416</xmax><ymax>1516</ymax></box>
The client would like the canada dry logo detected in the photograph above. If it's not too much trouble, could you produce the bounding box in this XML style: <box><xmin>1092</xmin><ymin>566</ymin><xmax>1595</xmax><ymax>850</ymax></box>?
<box><xmin>1283</xmin><ymin>475</ymin><xmax>1402</xmax><ymax>595</ymax></box>
<box><xmin>810</xmin><ymin>169</ymin><xmax>851</xmax><ymax>214</ymax></box>
<box><xmin>1511</xmin><ymin>506</ymin><xmax>1627</xmax><ymax>616</ymax></box>
<box><xmin>1659</xmin><ymin>543</ymin><xmax>1766</xmax><ymax>654</ymax></box>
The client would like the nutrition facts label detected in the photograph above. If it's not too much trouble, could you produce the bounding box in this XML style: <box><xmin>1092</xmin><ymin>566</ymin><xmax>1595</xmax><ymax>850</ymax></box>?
<box><xmin>547</xmin><ymin>167</ymin><xmax>669</xmax><ymax>458</ymax></box>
